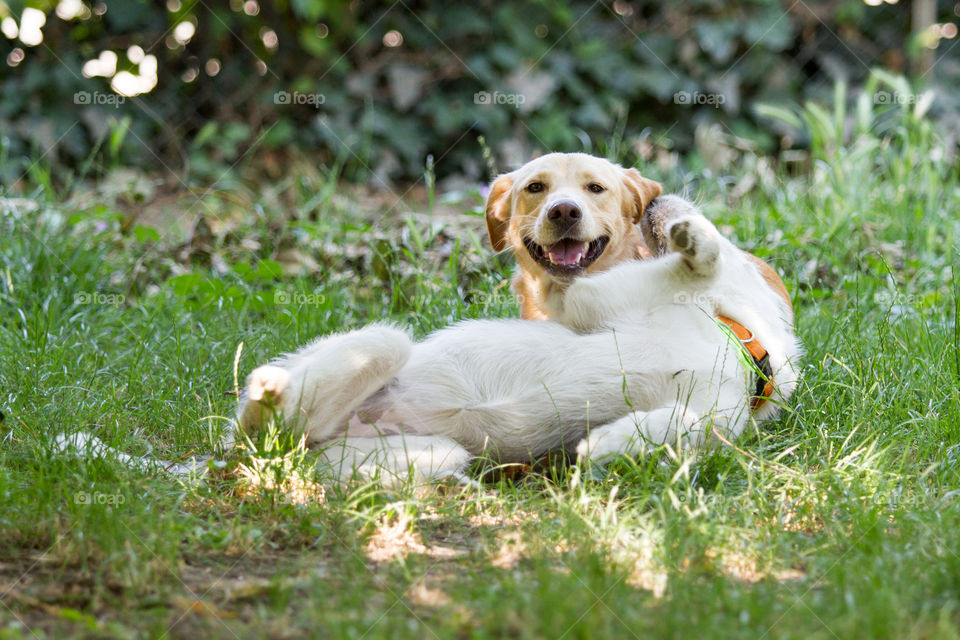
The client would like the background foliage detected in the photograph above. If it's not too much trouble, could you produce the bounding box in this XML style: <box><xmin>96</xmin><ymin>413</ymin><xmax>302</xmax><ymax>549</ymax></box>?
<box><xmin>2</xmin><ymin>0</ymin><xmax>960</xmax><ymax>187</ymax></box>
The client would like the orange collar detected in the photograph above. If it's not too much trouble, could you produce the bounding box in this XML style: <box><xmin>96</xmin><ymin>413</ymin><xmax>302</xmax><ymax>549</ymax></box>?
<box><xmin>716</xmin><ymin>315</ymin><xmax>774</xmax><ymax>412</ymax></box>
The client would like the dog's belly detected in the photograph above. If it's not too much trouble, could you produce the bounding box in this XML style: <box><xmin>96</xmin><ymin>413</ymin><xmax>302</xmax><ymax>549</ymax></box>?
<box><xmin>360</xmin><ymin>318</ymin><xmax>709</xmax><ymax>461</ymax></box>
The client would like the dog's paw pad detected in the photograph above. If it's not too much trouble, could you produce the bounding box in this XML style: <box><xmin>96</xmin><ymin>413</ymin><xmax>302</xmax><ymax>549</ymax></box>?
<box><xmin>669</xmin><ymin>220</ymin><xmax>695</xmax><ymax>255</ymax></box>
<box><xmin>246</xmin><ymin>365</ymin><xmax>290</xmax><ymax>404</ymax></box>
<box><xmin>667</xmin><ymin>217</ymin><xmax>719</xmax><ymax>274</ymax></box>
<box><xmin>641</xmin><ymin>195</ymin><xmax>699</xmax><ymax>255</ymax></box>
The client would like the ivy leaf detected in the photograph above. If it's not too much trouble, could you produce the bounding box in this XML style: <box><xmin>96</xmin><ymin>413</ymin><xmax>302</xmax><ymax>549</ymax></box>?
<box><xmin>694</xmin><ymin>20</ymin><xmax>740</xmax><ymax>64</ymax></box>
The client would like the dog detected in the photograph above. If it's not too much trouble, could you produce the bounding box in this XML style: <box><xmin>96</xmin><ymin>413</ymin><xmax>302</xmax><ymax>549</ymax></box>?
<box><xmin>236</xmin><ymin>196</ymin><xmax>802</xmax><ymax>482</ymax></box>
<box><xmin>484</xmin><ymin>153</ymin><xmax>662</xmax><ymax>320</ymax></box>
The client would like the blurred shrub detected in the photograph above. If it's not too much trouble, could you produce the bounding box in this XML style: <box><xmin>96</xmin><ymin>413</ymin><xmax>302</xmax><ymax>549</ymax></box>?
<box><xmin>0</xmin><ymin>0</ymin><xmax>958</xmax><ymax>186</ymax></box>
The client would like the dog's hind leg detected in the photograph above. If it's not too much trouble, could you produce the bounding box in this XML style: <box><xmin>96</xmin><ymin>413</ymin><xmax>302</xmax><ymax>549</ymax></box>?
<box><xmin>318</xmin><ymin>434</ymin><xmax>473</xmax><ymax>486</ymax></box>
<box><xmin>575</xmin><ymin>378</ymin><xmax>749</xmax><ymax>464</ymax></box>
<box><xmin>238</xmin><ymin>325</ymin><xmax>413</xmax><ymax>444</ymax></box>
<box><xmin>574</xmin><ymin>406</ymin><xmax>701</xmax><ymax>463</ymax></box>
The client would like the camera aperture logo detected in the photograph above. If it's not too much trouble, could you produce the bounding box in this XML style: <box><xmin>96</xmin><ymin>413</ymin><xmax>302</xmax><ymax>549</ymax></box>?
<box><xmin>274</xmin><ymin>90</ymin><xmax>325</xmax><ymax>108</ymax></box>
<box><xmin>75</xmin><ymin>491</ymin><xmax>125</xmax><ymax>506</ymax></box>
<box><xmin>74</xmin><ymin>91</ymin><xmax>125</xmax><ymax>107</ymax></box>
<box><xmin>274</xmin><ymin>290</ymin><xmax>326</xmax><ymax>306</ymax></box>
<box><xmin>474</xmin><ymin>91</ymin><xmax>526</xmax><ymax>108</ymax></box>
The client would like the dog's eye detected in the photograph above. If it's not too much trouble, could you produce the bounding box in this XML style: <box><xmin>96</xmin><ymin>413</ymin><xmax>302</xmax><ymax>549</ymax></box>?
<box><xmin>526</xmin><ymin>181</ymin><xmax>544</xmax><ymax>193</ymax></box>
<box><xmin>587</xmin><ymin>183</ymin><xmax>605</xmax><ymax>194</ymax></box>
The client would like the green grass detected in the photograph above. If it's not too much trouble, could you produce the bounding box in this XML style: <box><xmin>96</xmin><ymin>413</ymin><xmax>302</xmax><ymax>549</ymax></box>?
<box><xmin>2</xmin><ymin>88</ymin><xmax>960</xmax><ymax>639</ymax></box>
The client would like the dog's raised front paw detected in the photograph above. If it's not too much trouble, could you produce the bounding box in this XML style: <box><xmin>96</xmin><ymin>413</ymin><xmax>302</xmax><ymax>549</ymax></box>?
<box><xmin>667</xmin><ymin>217</ymin><xmax>720</xmax><ymax>276</ymax></box>
<box><xmin>641</xmin><ymin>195</ymin><xmax>698</xmax><ymax>255</ymax></box>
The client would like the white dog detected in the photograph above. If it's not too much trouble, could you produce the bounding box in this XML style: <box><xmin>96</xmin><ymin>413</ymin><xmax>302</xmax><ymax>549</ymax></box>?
<box><xmin>237</xmin><ymin>196</ymin><xmax>801</xmax><ymax>481</ymax></box>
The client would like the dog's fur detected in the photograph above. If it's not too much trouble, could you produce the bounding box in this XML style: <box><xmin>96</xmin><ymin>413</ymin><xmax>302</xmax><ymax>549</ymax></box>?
<box><xmin>485</xmin><ymin>153</ymin><xmax>662</xmax><ymax>320</ymax></box>
<box><xmin>238</xmin><ymin>196</ymin><xmax>802</xmax><ymax>481</ymax></box>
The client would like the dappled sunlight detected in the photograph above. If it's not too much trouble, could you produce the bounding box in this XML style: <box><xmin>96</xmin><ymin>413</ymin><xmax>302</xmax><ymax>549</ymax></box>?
<box><xmin>234</xmin><ymin>444</ymin><xmax>327</xmax><ymax>507</ymax></box>
<box><xmin>365</xmin><ymin>506</ymin><xmax>464</xmax><ymax>563</ymax></box>
<box><xmin>707</xmin><ymin>545</ymin><xmax>807</xmax><ymax>585</ymax></box>
<box><xmin>364</xmin><ymin>509</ymin><xmax>429</xmax><ymax>563</ymax></box>
<box><xmin>465</xmin><ymin>510</ymin><xmax>527</xmax><ymax>529</ymax></box>
<box><xmin>773</xmin><ymin>504</ymin><xmax>825</xmax><ymax>535</ymax></box>
<box><xmin>81</xmin><ymin>50</ymin><xmax>117</xmax><ymax>78</ymax></box>
<box><xmin>591</xmin><ymin>521</ymin><xmax>669</xmax><ymax>598</ymax></box>
<box><xmin>235</xmin><ymin>467</ymin><xmax>327</xmax><ymax>506</ymax></box>
<box><xmin>406</xmin><ymin>582</ymin><xmax>452</xmax><ymax>608</ymax></box>
<box><xmin>55</xmin><ymin>0</ymin><xmax>91</xmax><ymax>21</ymax></box>
<box><xmin>16</xmin><ymin>7</ymin><xmax>44</xmax><ymax>46</ymax></box>
<box><xmin>489</xmin><ymin>531</ymin><xmax>527</xmax><ymax>570</ymax></box>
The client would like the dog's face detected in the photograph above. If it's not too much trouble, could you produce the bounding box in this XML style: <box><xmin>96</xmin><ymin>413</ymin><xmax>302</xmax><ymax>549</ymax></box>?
<box><xmin>485</xmin><ymin>153</ymin><xmax>662</xmax><ymax>283</ymax></box>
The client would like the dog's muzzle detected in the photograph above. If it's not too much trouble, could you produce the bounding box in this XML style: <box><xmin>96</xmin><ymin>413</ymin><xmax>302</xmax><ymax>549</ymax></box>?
<box><xmin>523</xmin><ymin>235</ymin><xmax>610</xmax><ymax>277</ymax></box>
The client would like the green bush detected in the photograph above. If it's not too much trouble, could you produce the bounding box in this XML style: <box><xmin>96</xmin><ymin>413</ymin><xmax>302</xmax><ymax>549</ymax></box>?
<box><xmin>1</xmin><ymin>0</ymin><xmax>958</xmax><ymax>185</ymax></box>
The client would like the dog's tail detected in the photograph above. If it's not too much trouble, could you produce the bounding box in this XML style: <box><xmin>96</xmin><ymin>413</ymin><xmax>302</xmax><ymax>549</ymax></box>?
<box><xmin>52</xmin><ymin>431</ymin><xmax>211</xmax><ymax>481</ymax></box>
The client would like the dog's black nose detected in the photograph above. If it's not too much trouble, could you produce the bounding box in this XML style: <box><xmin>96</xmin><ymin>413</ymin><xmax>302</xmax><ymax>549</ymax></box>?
<box><xmin>547</xmin><ymin>201</ymin><xmax>582</xmax><ymax>230</ymax></box>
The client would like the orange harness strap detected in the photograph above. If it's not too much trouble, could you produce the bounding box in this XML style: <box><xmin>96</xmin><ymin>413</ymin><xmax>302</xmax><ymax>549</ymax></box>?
<box><xmin>716</xmin><ymin>315</ymin><xmax>775</xmax><ymax>412</ymax></box>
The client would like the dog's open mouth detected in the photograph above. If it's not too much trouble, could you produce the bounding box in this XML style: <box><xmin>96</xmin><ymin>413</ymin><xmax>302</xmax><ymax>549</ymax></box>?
<box><xmin>523</xmin><ymin>236</ymin><xmax>610</xmax><ymax>274</ymax></box>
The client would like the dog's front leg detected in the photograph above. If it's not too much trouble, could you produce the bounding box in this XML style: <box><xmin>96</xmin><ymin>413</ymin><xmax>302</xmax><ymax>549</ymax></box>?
<box><xmin>553</xmin><ymin>255</ymin><xmax>682</xmax><ymax>330</ymax></box>
<box><xmin>557</xmin><ymin>216</ymin><xmax>723</xmax><ymax>331</ymax></box>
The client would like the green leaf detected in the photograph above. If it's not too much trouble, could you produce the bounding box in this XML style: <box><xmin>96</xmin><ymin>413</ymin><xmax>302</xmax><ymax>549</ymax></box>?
<box><xmin>193</xmin><ymin>122</ymin><xmax>219</xmax><ymax>148</ymax></box>
<box><xmin>133</xmin><ymin>225</ymin><xmax>160</xmax><ymax>243</ymax></box>
<box><xmin>753</xmin><ymin>103</ymin><xmax>803</xmax><ymax>130</ymax></box>
<box><xmin>744</xmin><ymin>9</ymin><xmax>793</xmax><ymax>52</ymax></box>
<box><xmin>167</xmin><ymin>273</ymin><xmax>204</xmax><ymax>296</ymax></box>
<box><xmin>291</xmin><ymin>0</ymin><xmax>325</xmax><ymax>21</ymax></box>
<box><xmin>694</xmin><ymin>20</ymin><xmax>740</xmax><ymax>64</ymax></box>
<box><xmin>233</xmin><ymin>261</ymin><xmax>254</xmax><ymax>281</ymax></box>
<box><xmin>255</xmin><ymin>259</ymin><xmax>284</xmax><ymax>280</ymax></box>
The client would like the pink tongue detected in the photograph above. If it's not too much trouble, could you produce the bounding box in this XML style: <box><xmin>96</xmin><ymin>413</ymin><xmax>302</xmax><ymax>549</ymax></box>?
<box><xmin>548</xmin><ymin>240</ymin><xmax>588</xmax><ymax>266</ymax></box>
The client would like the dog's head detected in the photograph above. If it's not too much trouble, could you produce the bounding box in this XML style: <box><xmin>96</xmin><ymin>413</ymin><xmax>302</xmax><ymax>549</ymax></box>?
<box><xmin>484</xmin><ymin>153</ymin><xmax>662</xmax><ymax>283</ymax></box>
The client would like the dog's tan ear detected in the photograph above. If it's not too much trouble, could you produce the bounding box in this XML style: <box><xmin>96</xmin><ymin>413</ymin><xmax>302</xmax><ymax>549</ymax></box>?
<box><xmin>621</xmin><ymin>168</ymin><xmax>662</xmax><ymax>223</ymax></box>
<box><xmin>484</xmin><ymin>174</ymin><xmax>514</xmax><ymax>252</ymax></box>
